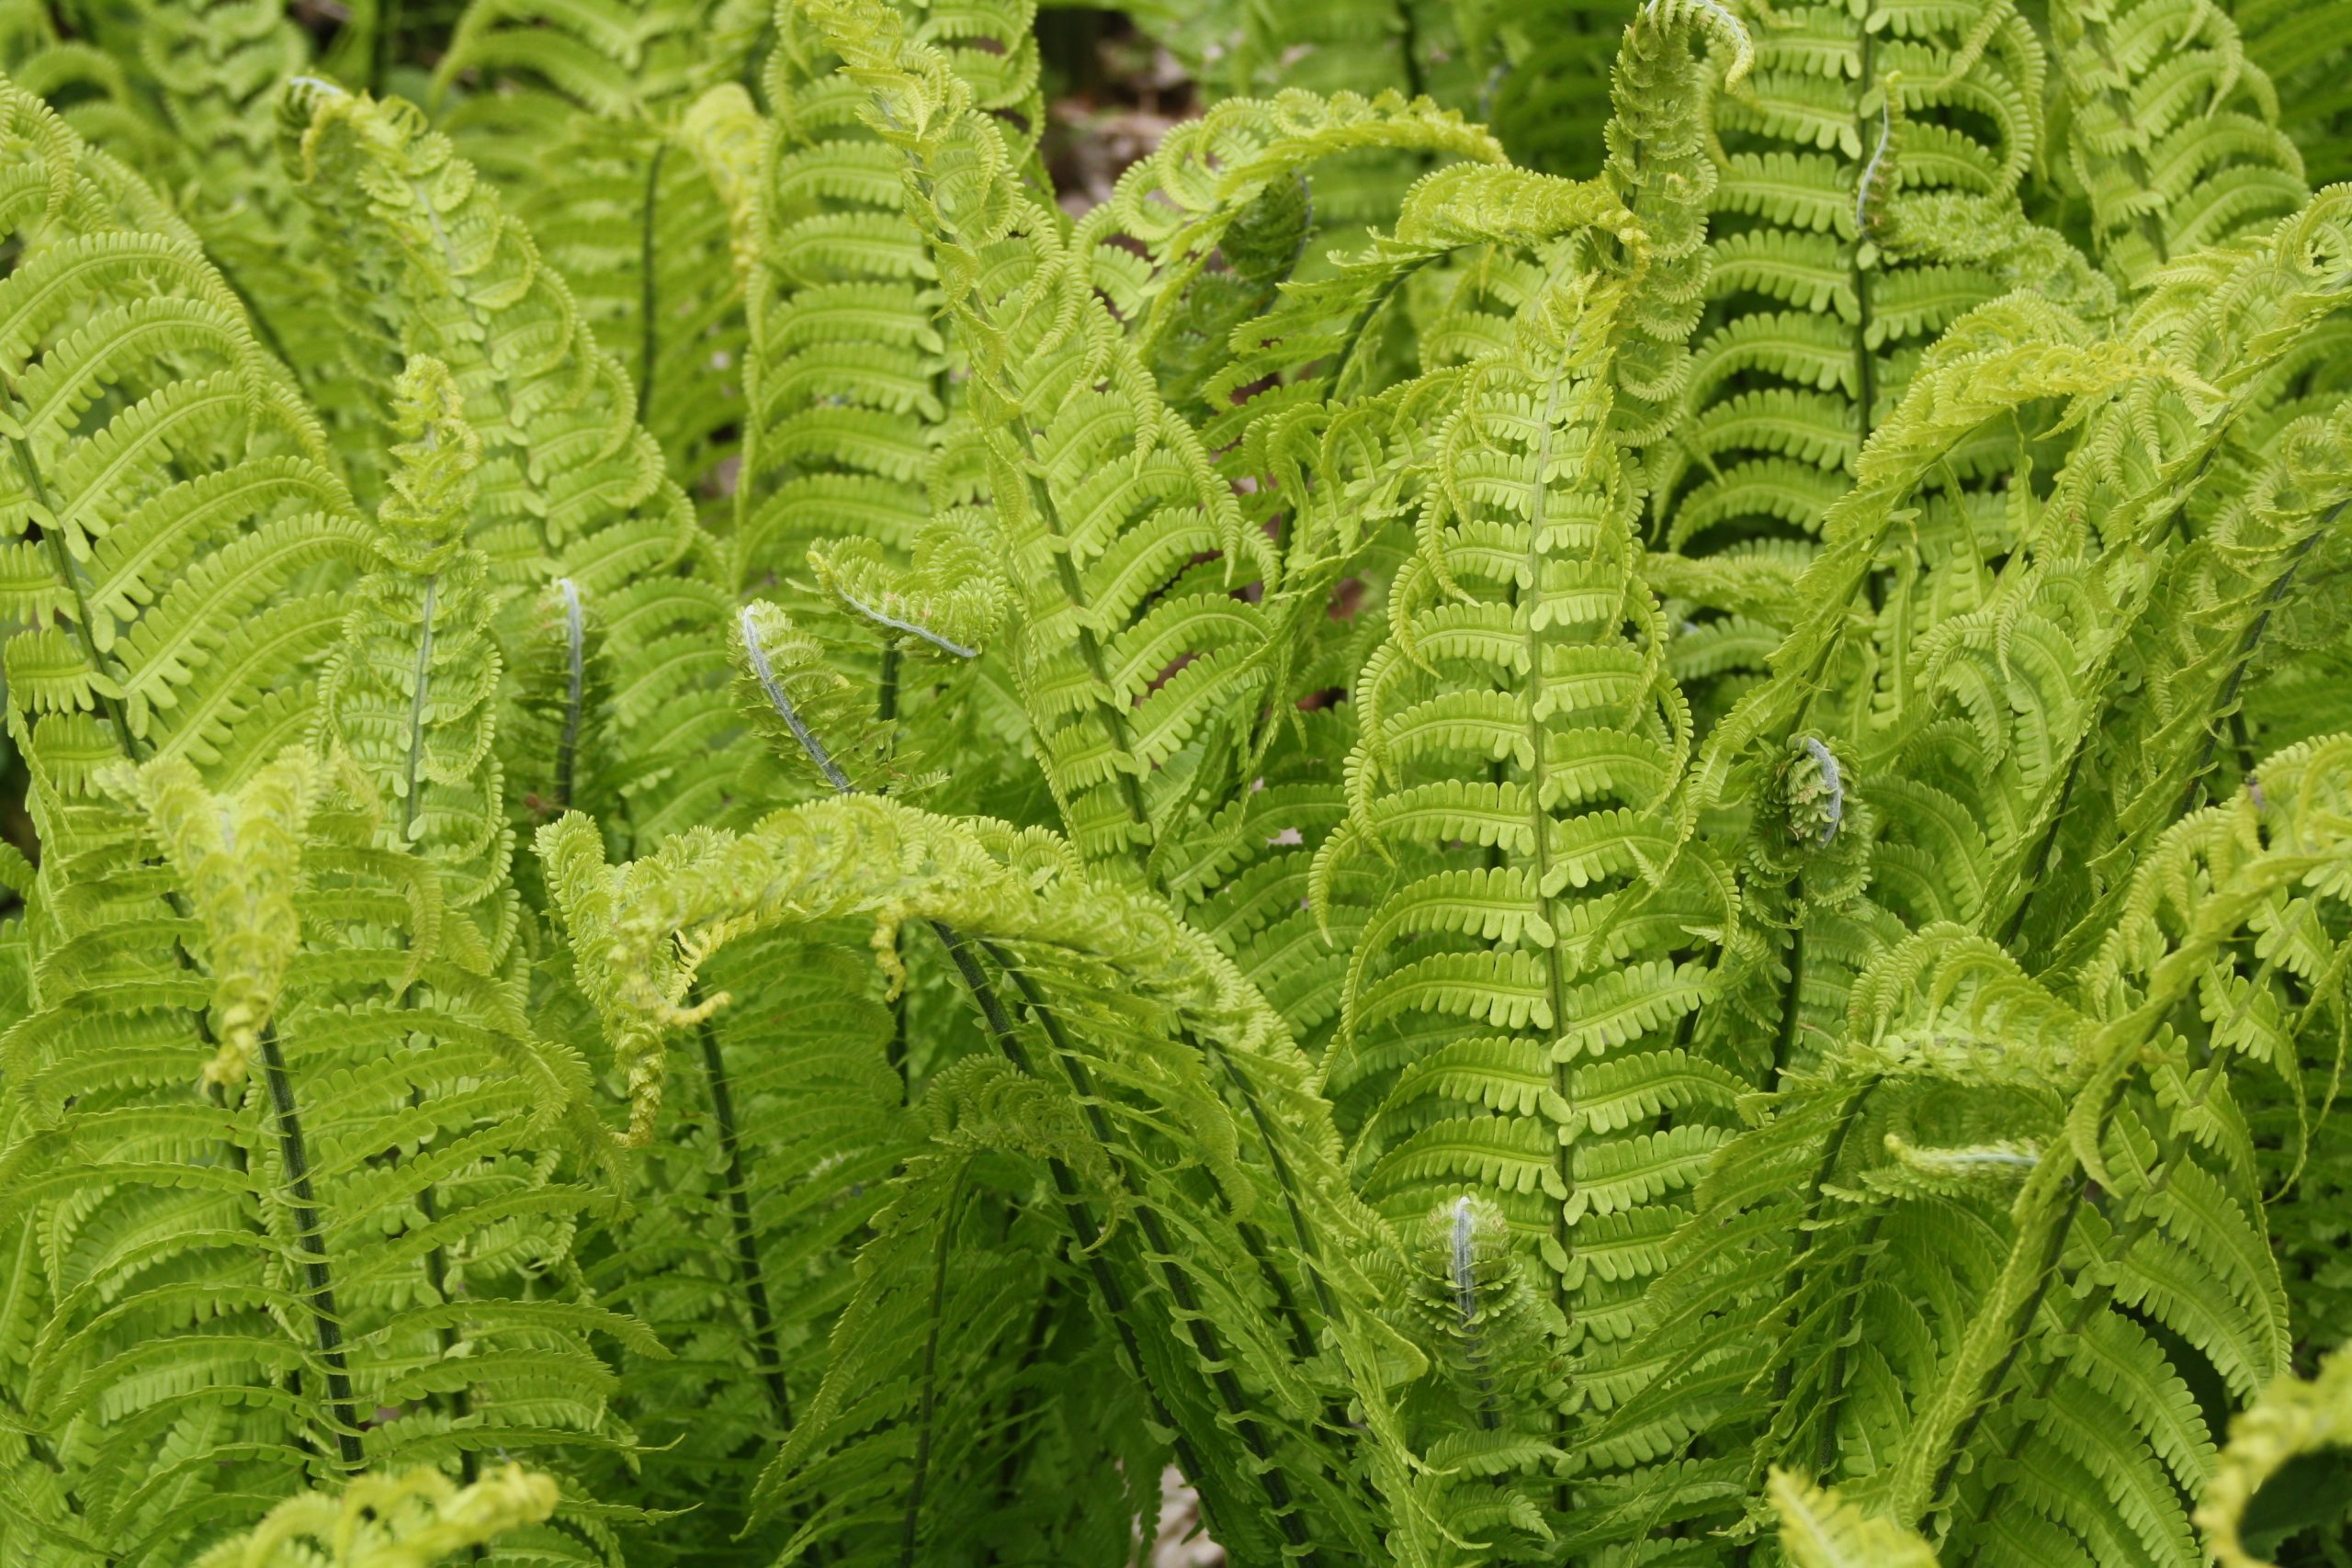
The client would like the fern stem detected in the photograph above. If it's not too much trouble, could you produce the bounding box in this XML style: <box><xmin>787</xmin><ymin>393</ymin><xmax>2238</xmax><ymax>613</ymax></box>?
<box><xmin>554</xmin><ymin>578</ymin><xmax>584</xmax><ymax>812</ymax></box>
<box><xmin>258</xmin><ymin>1027</ymin><xmax>365</xmax><ymax>1469</ymax></box>
<box><xmin>993</xmin><ymin>953</ymin><xmax>1317</xmax><ymax>1560</ymax></box>
<box><xmin>636</xmin><ymin>144</ymin><xmax>666</xmax><ymax>426</ymax></box>
<box><xmin>1849</xmin><ymin>22</ymin><xmax>1880</xmax><ymax>455</ymax></box>
<box><xmin>695</xmin><ymin>1013</ymin><xmax>796</xmax><ymax>1430</ymax></box>
<box><xmin>1394</xmin><ymin>0</ymin><xmax>1426</xmax><ymax>100</ymax></box>
<box><xmin>1772</xmin><ymin>1078</ymin><xmax>1878</xmax><ymax>1404</ymax></box>
<box><xmin>899</xmin><ymin>1179</ymin><xmax>967</xmax><ymax>1567</ymax></box>
<box><xmin>2174</xmin><ymin>503</ymin><xmax>2335</xmax><ymax>818</ymax></box>
<box><xmin>390</xmin><ymin>568</ymin><xmax>481</xmax><ymax>1472</ymax></box>
<box><xmin>370</xmin><ymin>0</ymin><xmax>398</xmax><ymax>97</ymax></box>
<box><xmin>876</xmin><ymin>643</ymin><xmax>912</xmax><ymax>1079</ymax></box>
<box><xmin>1770</xmin><ymin>877</ymin><xmax>1805</xmax><ymax>1088</ymax></box>
<box><xmin>922</xmin><ymin>924</ymin><xmax>1239</xmax><ymax>1544</ymax></box>
<box><xmin>401</xmin><ymin>577</ymin><xmax>439</xmax><ymax>819</ymax></box>
<box><xmin>1513</xmin><ymin>366</ymin><xmax>1581</xmax><ymax>1479</ymax></box>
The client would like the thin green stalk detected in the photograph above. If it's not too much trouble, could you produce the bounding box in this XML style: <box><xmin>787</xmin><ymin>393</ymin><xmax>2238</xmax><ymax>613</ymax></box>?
<box><xmin>1770</xmin><ymin>876</ymin><xmax>1806</xmax><ymax>1088</ymax></box>
<box><xmin>554</xmin><ymin>578</ymin><xmax>584</xmax><ymax>812</ymax></box>
<box><xmin>259</xmin><ymin>1028</ymin><xmax>364</xmax><ymax>1470</ymax></box>
<box><xmin>636</xmin><ymin>144</ymin><xmax>667</xmax><ymax>425</ymax></box>
<box><xmin>695</xmin><ymin>1014</ymin><xmax>795</xmax><ymax>1429</ymax></box>
<box><xmin>899</xmin><ymin>1180</ymin><xmax>967</xmax><ymax>1567</ymax></box>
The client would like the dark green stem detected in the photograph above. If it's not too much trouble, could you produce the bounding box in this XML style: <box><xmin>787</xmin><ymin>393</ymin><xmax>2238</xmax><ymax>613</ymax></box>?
<box><xmin>260</xmin><ymin>1028</ymin><xmax>364</xmax><ymax>1469</ymax></box>
<box><xmin>1770</xmin><ymin>876</ymin><xmax>1806</xmax><ymax>1088</ymax></box>
<box><xmin>899</xmin><ymin>1181</ymin><xmax>966</xmax><ymax>1567</ymax></box>
<box><xmin>554</xmin><ymin>578</ymin><xmax>584</xmax><ymax>812</ymax></box>
<box><xmin>636</xmin><ymin>144</ymin><xmax>667</xmax><ymax>425</ymax></box>
<box><xmin>696</xmin><ymin>1015</ymin><xmax>795</xmax><ymax>1429</ymax></box>
<box><xmin>370</xmin><ymin>0</ymin><xmax>401</xmax><ymax>97</ymax></box>
<box><xmin>993</xmin><ymin>954</ymin><xmax>1314</xmax><ymax>1559</ymax></box>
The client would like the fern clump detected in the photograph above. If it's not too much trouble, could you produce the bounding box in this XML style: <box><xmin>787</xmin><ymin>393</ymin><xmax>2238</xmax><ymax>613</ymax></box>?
<box><xmin>3</xmin><ymin>1</ymin><xmax>2351</xmax><ymax>1565</ymax></box>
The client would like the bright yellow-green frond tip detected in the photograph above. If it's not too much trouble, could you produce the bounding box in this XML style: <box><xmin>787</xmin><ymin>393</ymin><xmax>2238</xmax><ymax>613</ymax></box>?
<box><xmin>376</xmin><ymin>355</ymin><xmax>481</xmax><ymax>572</ymax></box>
<box><xmin>109</xmin><ymin>747</ymin><xmax>327</xmax><ymax>1091</ymax></box>
<box><xmin>2198</xmin><ymin>1346</ymin><xmax>2352</xmax><ymax>1568</ymax></box>
<box><xmin>187</xmin><ymin>1464</ymin><xmax>558</xmax><ymax>1568</ymax></box>
<box><xmin>1768</xmin><ymin>1469</ymin><xmax>1940</xmax><ymax>1568</ymax></box>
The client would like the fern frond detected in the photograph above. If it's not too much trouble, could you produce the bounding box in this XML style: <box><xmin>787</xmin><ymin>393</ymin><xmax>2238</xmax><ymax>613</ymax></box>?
<box><xmin>188</xmin><ymin>1464</ymin><xmax>559</xmax><ymax>1568</ymax></box>
<box><xmin>2051</xmin><ymin>0</ymin><xmax>2307</xmax><ymax>294</ymax></box>
<box><xmin>1769</xmin><ymin>1468</ymin><xmax>1939</xmax><ymax>1567</ymax></box>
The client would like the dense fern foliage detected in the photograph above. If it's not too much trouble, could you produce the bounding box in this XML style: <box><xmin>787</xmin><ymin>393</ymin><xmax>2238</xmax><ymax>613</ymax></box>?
<box><xmin>3</xmin><ymin>0</ymin><xmax>2351</xmax><ymax>1562</ymax></box>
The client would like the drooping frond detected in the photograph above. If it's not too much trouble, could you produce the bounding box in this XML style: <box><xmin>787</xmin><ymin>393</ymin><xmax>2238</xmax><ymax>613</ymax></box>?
<box><xmin>539</xmin><ymin>794</ymin><xmax>1432</xmax><ymax>1562</ymax></box>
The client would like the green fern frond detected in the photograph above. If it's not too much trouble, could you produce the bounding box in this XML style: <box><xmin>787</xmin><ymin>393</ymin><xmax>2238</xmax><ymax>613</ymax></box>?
<box><xmin>2197</xmin><ymin>1343</ymin><xmax>2352</xmax><ymax>1567</ymax></box>
<box><xmin>2051</xmin><ymin>0</ymin><xmax>2308</xmax><ymax>294</ymax></box>
<box><xmin>1770</xmin><ymin>1468</ymin><xmax>1939</xmax><ymax>1566</ymax></box>
<box><xmin>188</xmin><ymin>1464</ymin><xmax>559</xmax><ymax>1568</ymax></box>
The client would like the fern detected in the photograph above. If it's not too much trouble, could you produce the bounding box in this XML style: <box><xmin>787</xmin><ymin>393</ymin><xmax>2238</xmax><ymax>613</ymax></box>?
<box><xmin>2049</xmin><ymin>0</ymin><xmax>2307</xmax><ymax>294</ymax></box>
<box><xmin>6</xmin><ymin>3</ymin><xmax>2352</xmax><ymax>1564</ymax></box>
<box><xmin>190</xmin><ymin>1464</ymin><xmax>559</xmax><ymax>1568</ymax></box>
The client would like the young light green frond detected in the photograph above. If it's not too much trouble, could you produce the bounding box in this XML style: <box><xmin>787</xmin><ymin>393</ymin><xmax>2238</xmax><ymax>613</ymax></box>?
<box><xmin>1770</xmin><ymin>1469</ymin><xmax>1939</xmax><ymax>1568</ymax></box>
<box><xmin>2197</xmin><ymin>1344</ymin><xmax>2352</xmax><ymax>1568</ymax></box>
<box><xmin>188</xmin><ymin>1464</ymin><xmax>559</xmax><ymax>1568</ymax></box>
<box><xmin>317</xmin><ymin>356</ymin><xmax>514</xmax><ymax>964</ymax></box>
<box><xmin>117</xmin><ymin>747</ymin><xmax>325</xmax><ymax>1091</ymax></box>
<box><xmin>801</xmin><ymin>0</ymin><xmax>1278</xmax><ymax>884</ymax></box>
